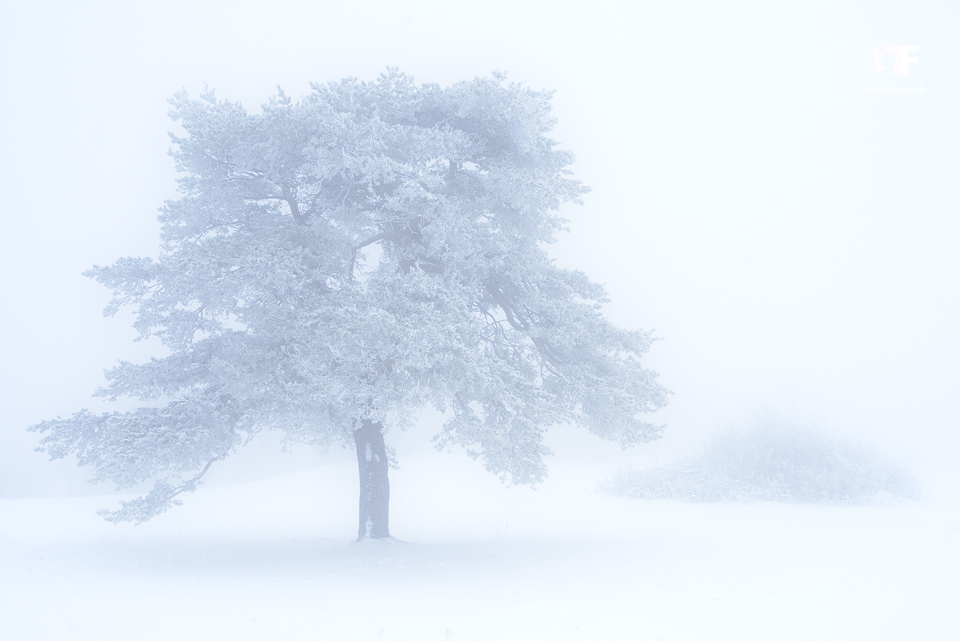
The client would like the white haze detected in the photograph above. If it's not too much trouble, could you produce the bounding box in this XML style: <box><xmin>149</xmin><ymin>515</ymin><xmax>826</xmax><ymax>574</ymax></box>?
<box><xmin>1</xmin><ymin>1</ymin><xmax>957</xmax><ymax>638</ymax></box>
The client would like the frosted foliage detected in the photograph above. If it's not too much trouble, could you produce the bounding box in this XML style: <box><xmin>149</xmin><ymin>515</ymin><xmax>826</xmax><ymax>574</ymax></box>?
<box><xmin>602</xmin><ymin>416</ymin><xmax>921</xmax><ymax>504</ymax></box>
<box><xmin>30</xmin><ymin>71</ymin><xmax>668</xmax><ymax>523</ymax></box>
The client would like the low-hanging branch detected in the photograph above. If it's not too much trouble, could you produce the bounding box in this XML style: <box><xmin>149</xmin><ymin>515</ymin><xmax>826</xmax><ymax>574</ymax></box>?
<box><xmin>97</xmin><ymin>457</ymin><xmax>220</xmax><ymax>525</ymax></box>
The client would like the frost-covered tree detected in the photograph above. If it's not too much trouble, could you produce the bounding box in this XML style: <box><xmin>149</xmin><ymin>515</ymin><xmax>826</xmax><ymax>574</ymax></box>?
<box><xmin>31</xmin><ymin>70</ymin><xmax>668</xmax><ymax>539</ymax></box>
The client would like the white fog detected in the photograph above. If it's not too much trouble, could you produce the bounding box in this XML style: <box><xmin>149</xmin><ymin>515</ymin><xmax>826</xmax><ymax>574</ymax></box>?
<box><xmin>1</xmin><ymin>1</ymin><xmax>957</xmax><ymax>639</ymax></box>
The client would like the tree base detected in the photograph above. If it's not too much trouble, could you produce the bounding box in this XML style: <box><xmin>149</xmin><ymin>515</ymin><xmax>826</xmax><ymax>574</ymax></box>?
<box><xmin>354</xmin><ymin>420</ymin><xmax>390</xmax><ymax>540</ymax></box>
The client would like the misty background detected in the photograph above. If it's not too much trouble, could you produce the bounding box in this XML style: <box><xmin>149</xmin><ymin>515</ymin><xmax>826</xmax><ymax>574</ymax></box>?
<box><xmin>1</xmin><ymin>0</ymin><xmax>956</xmax><ymax>498</ymax></box>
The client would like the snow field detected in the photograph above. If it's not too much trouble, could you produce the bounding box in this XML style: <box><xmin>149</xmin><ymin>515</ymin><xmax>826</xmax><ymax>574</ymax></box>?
<box><xmin>1</xmin><ymin>453</ymin><xmax>957</xmax><ymax>640</ymax></box>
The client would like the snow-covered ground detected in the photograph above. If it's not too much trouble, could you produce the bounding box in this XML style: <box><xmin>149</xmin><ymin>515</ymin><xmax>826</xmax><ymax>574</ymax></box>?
<box><xmin>0</xmin><ymin>454</ymin><xmax>960</xmax><ymax>641</ymax></box>
<box><xmin>2</xmin><ymin>452</ymin><xmax>957</xmax><ymax>641</ymax></box>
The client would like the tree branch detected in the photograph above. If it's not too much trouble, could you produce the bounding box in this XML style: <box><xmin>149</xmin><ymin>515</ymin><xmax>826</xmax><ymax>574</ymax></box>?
<box><xmin>96</xmin><ymin>457</ymin><xmax>220</xmax><ymax>525</ymax></box>
<box><xmin>286</xmin><ymin>198</ymin><xmax>306</xmax><ymax>225</ymax></box>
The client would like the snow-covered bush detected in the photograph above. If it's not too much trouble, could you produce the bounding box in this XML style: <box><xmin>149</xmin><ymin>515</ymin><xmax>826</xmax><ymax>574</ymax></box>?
<box><xmin>601</xmin><ymin>416</ymin><xmax>921</xmax><ymax>504</ymax></box>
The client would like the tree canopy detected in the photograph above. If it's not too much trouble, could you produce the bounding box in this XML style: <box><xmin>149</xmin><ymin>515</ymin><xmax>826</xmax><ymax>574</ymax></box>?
<box><xmin>31</xmin><ymin>70</ymin><xmax>668</xmax><ymax>529</ymax></box>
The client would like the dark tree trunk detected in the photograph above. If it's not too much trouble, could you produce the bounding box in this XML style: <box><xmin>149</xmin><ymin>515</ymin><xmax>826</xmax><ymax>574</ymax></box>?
<box><xmin>353</xmin><ymin>419</ymin><xmax>390</xmax><ymax>540</ymax></box>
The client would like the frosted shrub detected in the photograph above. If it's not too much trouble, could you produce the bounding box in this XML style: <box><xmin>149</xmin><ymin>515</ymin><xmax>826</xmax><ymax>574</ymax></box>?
<box><xmin>602</xmin><ymin>417</ymin><xmax>921</xmax><ymax>504</ymax></box>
